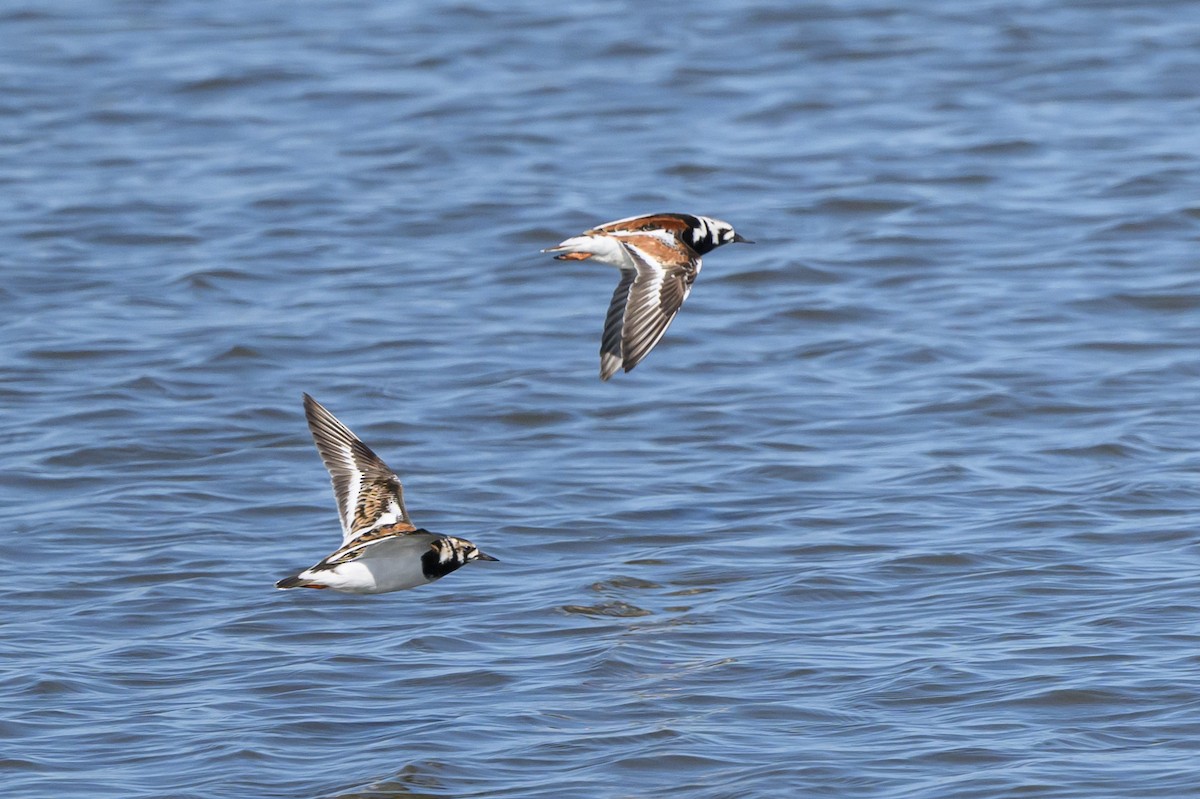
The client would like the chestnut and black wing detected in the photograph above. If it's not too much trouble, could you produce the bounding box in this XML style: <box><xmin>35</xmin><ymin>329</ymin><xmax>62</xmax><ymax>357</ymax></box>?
<box><xmin>303</xmin><ymin>394</ymin><xmax>415</xmax><ymax>542</ymax></box>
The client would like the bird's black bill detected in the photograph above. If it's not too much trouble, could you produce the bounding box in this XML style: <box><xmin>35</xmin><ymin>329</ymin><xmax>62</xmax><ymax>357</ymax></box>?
<box><xmin>476</xmin><ymin>552</ymin><xmax>500</xmax><ymax>562</ymax></box>
<box><xmin>732</xmin><ymin>233</ymin><xmax>754</xmax><ymax>244</ymax></box>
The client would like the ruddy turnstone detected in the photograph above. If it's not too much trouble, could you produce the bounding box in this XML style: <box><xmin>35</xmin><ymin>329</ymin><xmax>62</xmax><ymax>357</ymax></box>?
<box><xmin>543</xmin><ymin>213</ymin><xmax>752</xmax><ymax>380</ymax></box>
<box><xmin>275</xmin><ymin>394</ymin><xmax>497</xmax><ymax>594</ymax></box>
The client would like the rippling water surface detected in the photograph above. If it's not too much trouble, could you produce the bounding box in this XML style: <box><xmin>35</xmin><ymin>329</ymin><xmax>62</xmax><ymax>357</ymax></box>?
<box><xmin>4</xmin><ymin>2</ymin><xmax>1200</xmax><ymax>797</ymax></box>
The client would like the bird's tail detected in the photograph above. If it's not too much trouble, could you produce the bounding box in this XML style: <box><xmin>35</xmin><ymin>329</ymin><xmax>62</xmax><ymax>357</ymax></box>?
<box><xmin>541</xmin><ymin>234</ymin><xmax>601</xmax><ymax>260</ymax></box>
<box><xmin>275</xmin><ymin>574</ymin><xmax>324</xmax><ymax>590</ymax></box>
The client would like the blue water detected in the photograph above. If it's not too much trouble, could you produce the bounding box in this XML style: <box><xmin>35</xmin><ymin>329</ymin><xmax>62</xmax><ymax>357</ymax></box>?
<box><xmin>3</xmin><ymin>1</ymin><xmax>1200</xmax><ymax>797</ymax></box>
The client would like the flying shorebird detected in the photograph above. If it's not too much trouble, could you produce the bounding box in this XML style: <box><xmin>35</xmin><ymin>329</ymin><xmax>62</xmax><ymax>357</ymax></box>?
<box><xmin>543</xmin><ymin>212</ymin><xmax>752</xmax><ymax>380</ymax></box>
<box><xmin>275</xmin><ymin>394</ymin><xmax>497</xmax><ymax>594</ymax></box>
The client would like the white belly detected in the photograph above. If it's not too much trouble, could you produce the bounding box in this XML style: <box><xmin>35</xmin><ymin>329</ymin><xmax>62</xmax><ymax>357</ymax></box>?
<box><xmin>303</xmin><ymin>543</ymin><xmax>433</xmax><ymax>594</ymax></box>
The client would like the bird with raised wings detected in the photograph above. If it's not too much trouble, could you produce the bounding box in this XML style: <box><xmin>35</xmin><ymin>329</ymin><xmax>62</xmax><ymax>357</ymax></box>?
<box><xmin>275</xmin><ymin>394</ymin><xmax>497</xmax><ymax>594</ymax></box>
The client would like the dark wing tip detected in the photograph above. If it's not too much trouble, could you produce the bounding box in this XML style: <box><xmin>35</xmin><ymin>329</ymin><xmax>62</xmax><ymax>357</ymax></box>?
<box><xmin>302</xmin><ymin>394</ymin><xmax>357</xmax><ymax>448</ymax></box>
<box><xmin>302</xmin><ymin>393</ymin><xmax>328</xmax><ymax>424</ymax></box>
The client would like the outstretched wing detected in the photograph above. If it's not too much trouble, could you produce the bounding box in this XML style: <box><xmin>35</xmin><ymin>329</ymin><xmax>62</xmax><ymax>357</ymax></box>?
<box><xmin>602</xmin><ymin>234</ymin><xmax>699</xmax><ymax>376</ymax></box>
<box><xmin>303</xmin><ymin>394</ymin><xmax>415</xmax><ymax>542</ymax></box>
